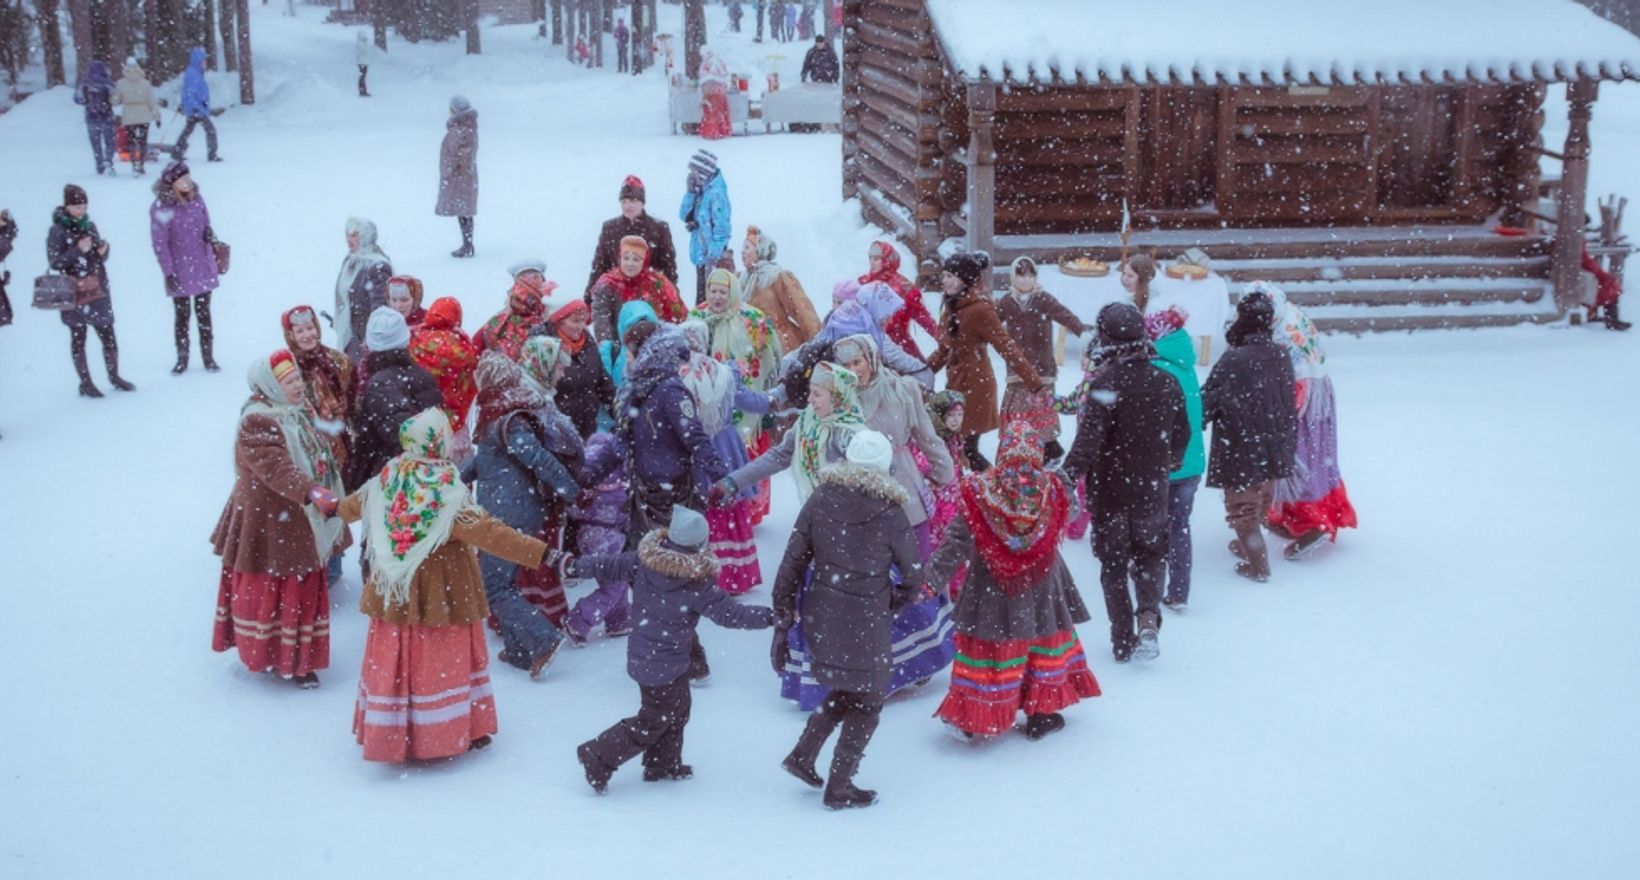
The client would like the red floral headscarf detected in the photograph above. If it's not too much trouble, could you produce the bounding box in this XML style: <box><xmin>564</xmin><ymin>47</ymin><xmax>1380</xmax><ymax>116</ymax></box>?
<box><xmin>958</xmin><ymin>419</ymin><xmax>1068</xmax><ymax>593</ymax></box>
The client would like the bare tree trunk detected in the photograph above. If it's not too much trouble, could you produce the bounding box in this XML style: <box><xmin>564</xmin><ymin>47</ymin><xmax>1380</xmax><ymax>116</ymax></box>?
<box><xmin>106</xmin><ymin>0</ymin><xmax>130</xmax><ymax>67</ymax></box>
<box><xmin>823</xmin><ymin>0</ymin><xmax>837</xmax><ymax>41</ymax></box>
<box><xmin>219</xmin><ymin>0</ymin><xmax>237</xmax><ymax>71</ymax></box>
<box><xmin>465</xmin><ymin>0</ymin><xmax>481</xmax><ymax>54</ymax></box>
<box><xmin>532</xmin><ymin>0</ymin><xmax>545</xmax><ymax>37</ymax></box>
<box><xmin>591</xmin><ymin>0</ymin><xmax>603</xmax><ymax>67</ymax></box>
<box><xmin>550</xmin><ymin>0</ymin><xmax>562</xmax><ymax>44</ymax></box>
<box><xmin>202</xmin><ymin>0</ymin><xmax>217</xmax><ymax>68</ymax></box>
<box><xmin>37</xmin><ymin>0</ymin><xmax>66</xmax><ymax>86</ymax></box>
<box><xmin>235</xmin><ymin>0</ymin><xmax>253</xmax><ymax>103</ymax></box>
<box><xmin>372</xmin><ymin>5</ymin><xmax>387</xmax><ymax>50</ymax></box>
<box><xmin>64</xmin><ymin>0</ymin><xmax>92</xmax><ymax>78</ymax></box>
<box><xmin>683</xmin><ymin>0</ymin><xmax>703</xmax><ymax>80</ymax></box>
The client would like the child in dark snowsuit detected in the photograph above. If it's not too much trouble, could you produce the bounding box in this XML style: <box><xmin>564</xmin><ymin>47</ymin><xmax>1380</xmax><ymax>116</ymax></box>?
<box><xmin>570</xmin><ymin>507</ymin><xmax>776</xmax><ymax>792</ymax></box>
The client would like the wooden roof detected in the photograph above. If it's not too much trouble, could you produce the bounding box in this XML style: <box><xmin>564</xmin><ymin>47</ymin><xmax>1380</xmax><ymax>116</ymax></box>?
<box><xmin>924</xmin><ymin>0</ymin><xmax>1640</xmax><ymax>86</ymax></box>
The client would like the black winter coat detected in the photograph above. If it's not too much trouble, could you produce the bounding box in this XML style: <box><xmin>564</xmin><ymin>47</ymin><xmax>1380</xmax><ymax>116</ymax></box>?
<box><xmin>801</xmin><ymin>44</ymin><xmax>840</xmax><ymax>83</ymax></box>
<box><xmin>46</xmin><ymin>207</ymin><xmax>115</xmax><ymax>328</ymax></box>
<box><xmin>553</xmin><ymin>340</ymin><xmax>616</xmax><ymax>438</ymax></box>
<box><xmin>345</xmin><ymin>349</ymin><xmax>444</xmax><ymax>490</ymax></box>
<box><xmin>570</xmin><ymin>530</ymin><xmax>776</xmax><ymax>686</ymax></box>
<box><xmin>1201</xmin><ymin>336</ymin><xmax>1297</xmax><ymax>491</ymax></box>
<box><xmin>1063</xmin><ymin>354</ymin><xmax>1190</xmax><ymax>515</ymax></box>
<box><xmin>585</xmin><ymin>212</ymin><xmax>679</xmax><ymax>294</ymax></box>
<box><xmin>773</xmin><ymin>463</ymin><xmax>925</xmax><ymax>695</ymax></box>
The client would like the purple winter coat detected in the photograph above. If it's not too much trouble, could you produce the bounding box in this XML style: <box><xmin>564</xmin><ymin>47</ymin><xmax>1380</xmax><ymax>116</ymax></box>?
<box><xmin>150</xmin><ymin>190</ymin><xmax>219</xmax><ymax>298</ymax></box>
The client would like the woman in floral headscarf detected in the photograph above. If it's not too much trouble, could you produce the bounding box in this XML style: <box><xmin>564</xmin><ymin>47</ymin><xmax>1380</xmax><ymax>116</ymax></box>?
<box><xmin>282</xmin><ymin>305</ymin><xmax>355</xmax><ymax>472</ymax></box>
<box><xmin>409</xmin><ymin>296</ymin><xmax>479</xmax><ymax>462</ymax></box>
<box><xmin>210</xmin><ymin>351</ymin><xmax>347</xmax><ymax>688</ymax></box>
<box><xmin>1246</xmin><ymin>281</ymin><xmax>1357</xmax><ymax>559</ymax></box>
<box><xmin>590</xmin><ymin>235</ymin><xmax>687</xmax><ymax>347</ymax></box>
<box><xmin>679</xmin><ymin>319</ymin><xmax>774</xmax><ymax>594</ymax></box>
<box><xmin>511</xmin><ymin>335</ymin><xmax>586</xmax><ymax>625</ymax></box>
<box><xmin>690</xmin><ymin>266</ymin><xmax>782</xmax><ymax>522</ymax></box>
<box><xmin>926</xmin><ymin>419</ymin><xmax>1101</xmax><ymax>741</ymax></box>
<box><xmin>860</xmin><ymin>240</ymin><xmax>939</xmax><ymax>360</ymax></box>
<box><xmin>713</xmin><ymin>361</ymin><xmax>864</xmax><ymax>505</ymax></box>
<box><xmin>339</xmin><ymin>407</ymin><xmax>549</xmax><ymax>761</ymax></box>
<box><xmin>476</xmin><ymin>264</ymin><xmax>555</xmax><ymax>361</ymax></box>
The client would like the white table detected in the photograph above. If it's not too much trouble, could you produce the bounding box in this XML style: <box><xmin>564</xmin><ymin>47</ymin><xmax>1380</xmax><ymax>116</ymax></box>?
<box><xmin>668</xmin><ymin>84</ymin><xmax>751</xmax><ymax>135</ymax></box>
<box><xmin>1035</xmin><ymin>265</ymin><xmax>1231</xmax><ymax>377</ymax></box>
<box><xmin>760</xmin><ymin>83</ymin><xmax>842</xmax><ymax>131</ymax></box>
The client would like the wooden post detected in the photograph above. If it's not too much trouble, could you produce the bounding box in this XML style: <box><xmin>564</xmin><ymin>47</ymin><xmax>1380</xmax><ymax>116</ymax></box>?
<box><xmin>839</xmin><ymin>0</ymin><xmax>862</xmax><ymax>200</ymax></box>
<box><xmin>965</xmin><ymin>80</ymin><xmax>997</xmax><ymax>265</ymax></box>
<box><xmin>235</xmin><ymin>0</ymin><xmax>253</xmax><ymax>104</ymax></box>
<box><xmin>683</xmin><ymin>0</ymin><xmax>704</xmax><ymax>80</ymax></box>
<box><xmin>1552</xmin><ymin>79</ymin><xmax>1597</xmax><ymax>315</ymax></box>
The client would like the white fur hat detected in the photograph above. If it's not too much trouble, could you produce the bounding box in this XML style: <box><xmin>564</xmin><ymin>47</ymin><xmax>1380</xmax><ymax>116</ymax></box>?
<box><xmin>846</xmin><ymin>429</ymin><xmax>893</xmax><ymax>473</ymax></box>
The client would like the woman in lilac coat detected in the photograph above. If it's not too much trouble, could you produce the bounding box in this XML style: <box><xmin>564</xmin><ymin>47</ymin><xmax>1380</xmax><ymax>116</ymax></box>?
<box><xmin>150</xmin><ymin>160</ymin><xmax>222</xmax><ymax>373</ymax></box>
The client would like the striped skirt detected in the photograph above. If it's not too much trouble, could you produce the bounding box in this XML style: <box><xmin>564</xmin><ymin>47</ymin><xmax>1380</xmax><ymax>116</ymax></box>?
<box><xmin>211</xmin><ymin>567</ymin><xmax>329</xmax><ymax>678</ymax></box>
<box><xmin>510</xmin><ymin>508</ymin><xmax>568</xmax><ymax>626</ymax></box>
<box><xmin>353</xmin><ymin>620</ymin><xmax>498</xmax><ymax>762</ymax></box>
<box><xmin>935</xmin><ymin>631</ymin><xmax>1102</xmax><ymax>736</ymax></box>
<box><xmin>709</xmin><ymin>500</ymin><xmax>762</xmax><ymax>595</ymax></box>
<box><xmin>780</xmin><ymin>592</ymin><xmax>956</xmax><ymax>712</ymax></box>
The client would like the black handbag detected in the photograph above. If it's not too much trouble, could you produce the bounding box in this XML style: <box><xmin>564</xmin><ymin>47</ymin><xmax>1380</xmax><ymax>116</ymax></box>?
<box><xmin>0</xmin><ymin>269</ymin><xmax>13</xmax><ymax>326</ymax></box>
<box><xmin>32</xmin><ymin>273</ymin><xmax>77</xmax><ymax>311</ymax></box>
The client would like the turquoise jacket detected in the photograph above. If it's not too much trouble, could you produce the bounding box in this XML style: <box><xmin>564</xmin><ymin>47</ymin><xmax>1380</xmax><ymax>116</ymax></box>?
<box><xmin>1152</xmin><ymin>329</ymin><xmax>1206</xmax><ymax>481</ymax></box>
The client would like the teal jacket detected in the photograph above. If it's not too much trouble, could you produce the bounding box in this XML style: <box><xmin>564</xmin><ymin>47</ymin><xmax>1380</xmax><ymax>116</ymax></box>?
<box><xmin>1152</xmin><ymin>329</ymin><xmax>1205</xmax><ymax>481</ymax></box>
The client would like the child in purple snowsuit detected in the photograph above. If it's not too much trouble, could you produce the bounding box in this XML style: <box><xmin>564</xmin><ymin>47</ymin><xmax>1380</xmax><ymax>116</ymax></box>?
<box><xmin>565</xmin><ymin>432</ymin><xmax>632</xmax><ymax>644</ymax></box>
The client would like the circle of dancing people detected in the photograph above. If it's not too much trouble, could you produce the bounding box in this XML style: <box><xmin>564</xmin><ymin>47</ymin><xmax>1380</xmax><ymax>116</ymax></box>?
<box><xmin>8</xmin><ymin>144</ymin><xmax>1357</xmax><ymax>810</ymax></box>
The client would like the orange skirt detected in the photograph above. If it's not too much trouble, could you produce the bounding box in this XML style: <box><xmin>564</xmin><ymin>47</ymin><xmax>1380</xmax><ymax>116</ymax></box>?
<box><xmin>353</xmin><ymin>620</ymin><xmax>498</xmax><ymax>762</ymax></box>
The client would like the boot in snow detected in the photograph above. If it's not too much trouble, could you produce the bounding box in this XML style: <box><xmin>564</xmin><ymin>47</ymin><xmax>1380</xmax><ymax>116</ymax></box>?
<box><xmin>1135</xmin><ymin>611</ymin><xmax>1160</xmax><ymax>661</ymax></box>
<box><xmin>783</xmin><ymin>708</ymin><xmax>844</xmax><ymax>789</ymax></box>
<box><xmin>577</xmin><ymin>742</ymin><xmax>614</xmax><ymax>794</ymax></box>
<box><xmin>642</xmin><ymin>764</ymin><xmax>693</xmax><ymax>782</ymax></box>
<box><xmin>822</xmin><ymin>703</ymin><xmax>880</xmax><ymax>810</ymax></box>
<box><xmin>1284</xmin><ymin>529</ymin><xmax>1327</xmax><ymax>560</ymax></box>
<box><xmin>172</xmin><ymin>354</ymin><xmax>189</xmax><ymax>375</ymax></box>
<box><xmin>1605</xmin><ymin>302</ymin><xmax>1633</xmax><ymax>331</ymax></box>
<box><xmin>78</xmin><ymin>379</ymin><xmax>104</xmax><ymax>398</ymax></box>
<box><xmin>1024</xmin><ymin>713</ymin><xmax>1066</xmax><ymax>741</ymax></box>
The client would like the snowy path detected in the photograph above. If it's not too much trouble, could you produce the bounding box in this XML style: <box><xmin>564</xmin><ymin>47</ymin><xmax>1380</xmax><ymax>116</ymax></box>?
<box><xmin>1</xmin><ymin>6</ymin><xmax>1637</xmax><ymax>878</ymax></box>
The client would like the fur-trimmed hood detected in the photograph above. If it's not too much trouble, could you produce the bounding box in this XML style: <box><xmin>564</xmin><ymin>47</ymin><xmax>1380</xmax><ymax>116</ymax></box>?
<box><xmin>638</xmin><ymin>529</ymin><xmax>720</xmax><ymax>583</ymax></box>
<box><xmin>818</xmin><ymin>462</ymin><xmax>909</xmax><ymax>506</ymax></box>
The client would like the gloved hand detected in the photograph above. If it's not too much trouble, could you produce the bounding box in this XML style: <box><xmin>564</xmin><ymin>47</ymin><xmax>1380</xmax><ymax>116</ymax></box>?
<box><xmin>685</xmin><ymin>219</ymin><xmax>700</xmax><ymax>233</ymax></box>
<box><xmin>705</xmin><ymin>477</ymin><xmax>736</xmax><ymax>508</ymax></box>
<box><xmin>769</xmin><ymin>619</ymin><xmax>793</xmax><ymax>674</ymax></box>
<box><xmin>165</xmin><ymin>275</ymin><xmax>181</xmax><ymax>296</ymax></box>
<box><xmin>544</xmin><ymin>549</ymin><xmax>575</xmax><ymax>579</ymax></box>
<box><xmin>307</xmin><ymin>486</ymin><xmax>340</xmax><ymax>517</ymax></box>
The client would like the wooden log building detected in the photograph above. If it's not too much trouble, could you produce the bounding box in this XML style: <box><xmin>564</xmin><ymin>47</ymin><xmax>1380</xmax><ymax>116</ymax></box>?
<box><xmin>839</xmin><ymin>0</ymin><xmax>1640</xmax><ymax>330</ymax></box>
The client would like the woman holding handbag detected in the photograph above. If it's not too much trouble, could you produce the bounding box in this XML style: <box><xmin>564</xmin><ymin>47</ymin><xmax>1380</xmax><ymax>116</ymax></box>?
<box><xmin>46</xmin><ymin>184</ymin><xmax>133</xmax><ymax>398</ymax></box>
<box><xmin>150</xmin><ymin>160</ymin><xmax>222</xmax><ymax>374</ymax></box>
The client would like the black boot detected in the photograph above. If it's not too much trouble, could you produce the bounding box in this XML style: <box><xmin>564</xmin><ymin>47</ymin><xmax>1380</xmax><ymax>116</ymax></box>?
<box><xmin>576</xmin><ymin>742</ymin><xmax>614</xmax><ymax>794</ymax></box>
<box><xmin>199</xmin><ymin>298</ymin><xmax>219</xmax><ymax>371</ymax></box>
<box><xmin>822</xmin><ymin>700</ymin><xmax>880</xmax><ymax>810</ymax></box>
<box><xmin>172</xmin><ymin>300</ymin><xmax>190</xmax><ymax>373</ymax></box>
<box><xmin>963</xmin><ymin>434</ymin><xmax>991</xmax><ymax>472</ymax></box>
<box><xmin>72</xmin><ymin>329</ymin><xmax>102</xmax><ymax>397</ymax></box>
<box><xmin>782</xmin><ymin>708</ymin><xmax>843</xmax><ymax>789</ymax></box>
<box><xmin>1605</xmin><ymin>302</ymin><xmax>1633</xmax><ymax>332</ymax></box>
<box><xmin>1024</xmin><ymin>713</ymin><xmax>1066</xmax><ymax>741</ymax></box>
<box><xmin>452</xmin><ymin>217</ymin><xmax>474</xmax><ymax>258</ymax></box>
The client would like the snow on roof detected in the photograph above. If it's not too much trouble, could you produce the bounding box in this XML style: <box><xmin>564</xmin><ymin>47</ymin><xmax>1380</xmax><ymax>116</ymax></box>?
<box><xmin>924</xmin><ymin>0</ymin><xmax>1640</xmax><ymax>85</ymax></box>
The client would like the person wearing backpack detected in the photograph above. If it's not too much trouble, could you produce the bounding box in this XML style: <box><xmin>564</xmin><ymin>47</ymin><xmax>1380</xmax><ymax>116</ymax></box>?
<box><xmin>74</xmin><ymin>61</ymin><xmax>118</xmax><ymax>175</ymax></box>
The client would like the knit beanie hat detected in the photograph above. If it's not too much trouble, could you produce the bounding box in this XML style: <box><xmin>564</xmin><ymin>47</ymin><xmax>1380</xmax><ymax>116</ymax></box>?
<box><xmin>1095</xmin><ymin>302</ymin><xmax>1146</xmax><ymax>345</ymax></box>
<box><xmin>668</xmin><ymin>506</ymin><xmax>710</xmax><ymax>550</ymax></box>
<box><xmin>846</xmin><ymin>429</ymin><xmax>894</xmax><ymax>474</ymax></box>
<box><xmin>619</xmin><ymin>174</ymin><xmax>646</xmax><ymax>202</ymax></box>
<box><xmin>450</xmin><ymin>95</ymin><xmax>471</xmax><ymax>113</ymax></box>
<box><xmin>507</xmin><ymin>258</ymin><xmax>547</xmax><ymax>279</ymax></box>
<box><xmin>63</xmin><ymin>184</ymin><xmax>88</xmax><ymax>207</ymax></box>
<box><xmin>831</xmin><ymin>278</ymin><xmax>860</xmax><ymax>308</ymax></box>
<box><xmin>623</xmin><ymin>317</ymin><xmax>661</xmax><ymax>354</ymax></box>
<box><xmin>269</xmin><ymin>349</ymin><xmax>298</xmax><ymax>381</ymax></box>
<box><xmin>943</xmin><ymin>250</ymin><xmax>991</xmax><ymax>288</ymax></box>
<box><xmin>688</xmin><ymin>149</ymin><xmax>719</xmax><ymax>180</ymax></box>
<box><xmin>365</xmin><ymin>306</ymin><xmax>411</xmax><ymax>352</ymax></box>
<box><xmin>159</xmin><ymin>160</ymin><xmax>190</xmax><ymax>188</ymax></box>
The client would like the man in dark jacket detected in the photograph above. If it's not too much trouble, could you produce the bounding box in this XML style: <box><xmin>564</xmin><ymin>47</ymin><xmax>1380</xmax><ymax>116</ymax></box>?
<box><xmin>585</xmin><ymin>176</ymin><xmax>678</xmax><ymax>297</ymax></box>
<box><xmin>800</xmin><ymin>36</ymin><xmax>839</xmax><ymax>84</ymax></box>
<box><xmin>345</xmin><ymin>308</ymin><xmax>443</xmax><ymax>491</ymax></box>
<box><xmin>582</xmin><ymin>323</ymin><xmax>729</xmax><ymax>681</ymax></box>
<box><xmin>773</xmin><ymin>430</ymin><xmax>924</xmax><ymax>809</ymax></box>
<box><xmin>1202</xmin><ymin>291</ymin><xmax>1298</xmax><ymax>582</ymax></box>
<box><xmin>569</xmin><ymin>506</ymin><xmax>776</xmax><ymax>793</ymax></box>
<box><xmin>1062</xmin><ymin>303</ymin><xmax>1189</xmax><ymax>663</ymax></box>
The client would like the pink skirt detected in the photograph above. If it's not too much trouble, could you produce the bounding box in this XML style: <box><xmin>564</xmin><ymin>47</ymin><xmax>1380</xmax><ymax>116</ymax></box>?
<box><xmin>708</xmin><ymin>500</ymin><xmax>762</xmax><ymax>595</ymax></box>
<box><xmin>353</xmin><ymin>620</ymin><xmax>498</xmax><ymax>762</ymax></box>
<box><xmin>211</xmin><ymin>567</ymin><xmax>329</xmax><ymax>678</ymax></box>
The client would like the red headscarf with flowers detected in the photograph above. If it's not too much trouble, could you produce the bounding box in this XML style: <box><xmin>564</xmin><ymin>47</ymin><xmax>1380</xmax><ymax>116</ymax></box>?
<box><xmin>478</xmin><ymin>272</ymin><xmax>555</xmax><ymax>361</ymax></box>
<box><xmin>409</xmin><ymin>297</ymin><xmax>479</xmax><ymax>431</ymax></box>
<box><xmin>958</xmin><ymin>418</ymin><xmax>1069</xmax><ymax>593</ymax></box>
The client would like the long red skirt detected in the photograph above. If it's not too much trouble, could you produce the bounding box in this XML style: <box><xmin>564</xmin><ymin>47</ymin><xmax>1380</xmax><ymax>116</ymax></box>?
<box><xmin>936</xmin><ymin>631</ymin><xmax>1101</xmax><ymax>736</ymax></box>
<box><xmin>353</xmin><ymin>620</ymin><xmax>498</xmax><ymax>762</ymax></box>
<box><xmin>700</xmin><ymin>86</ymin><xmax>732</xmax><ymax>140</ymax></box>
<box><xmin>211</xmin><ymin>567</ymin><xmax>330</xmax><ymax>678</ymax></box>
<box><xmin>709</xmin><ymin>500</ymin><xmax>762</xmax><ymax>595</ymax></box>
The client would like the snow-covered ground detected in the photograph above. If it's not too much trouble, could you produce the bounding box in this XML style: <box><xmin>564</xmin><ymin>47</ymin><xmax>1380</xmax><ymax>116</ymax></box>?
<box><xmin>2</xmin><ymin>5</ymin><xmax>1638</xmax><ymax>878</ymax></box>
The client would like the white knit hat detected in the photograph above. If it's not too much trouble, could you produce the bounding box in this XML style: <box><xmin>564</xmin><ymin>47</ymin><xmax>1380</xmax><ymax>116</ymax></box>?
<box><xmin>668</xmin><ymin>506</ymin><xmax>710</xmax><ymax>550</ymax></box>
<box><xmin>507</xmin><ymin>258</ymin><xmax>547</xmax><ymax>278</ymax></box>
<box><xmin>846</xmin><ymin>429</ymin><xmax>893</xmax><ymax>473</ymax></box>
<box><xmin>365</xmin><ymin>306</ymin><xmax>410</xmax><ymax>352</ymax></box>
